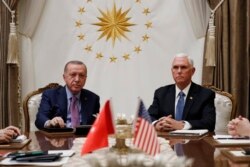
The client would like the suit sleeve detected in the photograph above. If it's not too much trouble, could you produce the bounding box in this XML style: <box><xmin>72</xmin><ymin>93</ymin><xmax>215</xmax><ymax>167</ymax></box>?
<box><xmin>35</xmin><ymin>90</ymin><xmax>57</xmax><ymax>129</ymax></box>
<box><xmin>148</xmin><ymin>89</ymin><xmax>162</xmax><ymax>122</ymax></box>
<box><xmin>88</xmin><ymin>95</ymin><xmax>100</xmax><ymax>124</ymax></box>
<box><xmin>188</xmin><ymin>90</ymin><xmax>216</xmax><ymax>132</ymax></box>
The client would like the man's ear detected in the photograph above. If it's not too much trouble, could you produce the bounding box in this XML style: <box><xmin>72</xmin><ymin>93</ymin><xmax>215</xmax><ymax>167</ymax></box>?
<box><xmin>192</xmin><ymin>67</ymin><xmax>196</xmax><ymax>74</ymax></box>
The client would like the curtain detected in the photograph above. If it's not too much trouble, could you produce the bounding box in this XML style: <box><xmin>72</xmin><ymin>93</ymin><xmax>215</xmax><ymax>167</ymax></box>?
<box><xmin>202</xmin><ymin>0</ymin><xmax>250</xmax><ymax>117</ymax></box>
<box><xmin>0</xmin><ymin>0</ymin><xmax>18</xmax><ymax>129</ymax></box>
<box><xmin>184</xmin><ymin>0</ymin><xmax>210</xmax><ymax>39</ymax></box>
<box><xmin>17</xmin><ymin>0</ymin><xmax>46</xmax><ymax>131</ymax></box>
<box><xmin>18</xmin><ymin>0</ymin><xmax>46</xmax><ymax>99</ymax></box>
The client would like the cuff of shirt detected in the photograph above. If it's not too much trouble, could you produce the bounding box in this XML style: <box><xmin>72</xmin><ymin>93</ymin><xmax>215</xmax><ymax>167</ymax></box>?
<box><xmin>44</xmin><ymin>120</ymin><xmax>51</xmax><ymax>128</ymax></box>
<box><xmin>152</xmin><ymin>120</ymin><xmax>159</xmax><ymax>126</ymax></box>
<box><xmin>182</xmin><ymin>121</ymin><xmax>191</xmax><ymax>130</ymax></box>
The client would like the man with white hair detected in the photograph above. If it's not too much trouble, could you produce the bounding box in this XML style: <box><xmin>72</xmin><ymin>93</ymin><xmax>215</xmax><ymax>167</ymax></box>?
<box><xmin>148</xmin><ymin>53</ymin><xmax>216</xmax><ymax>132</ymax></box>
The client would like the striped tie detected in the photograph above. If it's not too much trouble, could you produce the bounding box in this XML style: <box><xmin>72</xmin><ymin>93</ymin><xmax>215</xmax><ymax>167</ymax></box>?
<box><xmin>175</xmin><ymin>91</ymin><xmax>185</xmax><ymax>120</ymax></box>
<box><xmin>70</xmin><ymin>96</ymin><xmax>80</xmax><ymax>127</ymax></box>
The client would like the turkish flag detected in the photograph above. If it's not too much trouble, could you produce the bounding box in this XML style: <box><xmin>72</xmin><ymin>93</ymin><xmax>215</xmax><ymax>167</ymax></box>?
<box><xmin>81</xmin><ymin>100</ymin><xmax>115</xmax><ymax>155</ymax></box>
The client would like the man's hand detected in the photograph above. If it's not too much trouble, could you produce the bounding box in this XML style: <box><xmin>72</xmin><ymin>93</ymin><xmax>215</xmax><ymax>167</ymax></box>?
<box><xmin>227</xmin><ymin>116</ymin><xmax>246</xmax><ymax>137</ymax></box>
<box><xmin>4</xmin><ymin>126</ymin><xmax>21</xmax><ymax>137</ymax></box>
<box><xmin>227</xmin><ymin>119</ymin><xmax>239</xmax><ymax>136</ymax></box>
<box><xmin>48</xmin><ymin>117</ymin><xmax>65</xmax><ymax>128</ymax></box>
<box><xmin>234</xmin><ymin>117</ymin><xmax>250</xmax><ymax>137</ymax></box>
<box><xmin>0</xmin><ymin>126</ymin><xmax>20</xmax><ymax>144</ymax></box>
<box><xmin>155</xmin><ymin>115</ymin><xmax>184</xmax><ymax>131</ymax></box>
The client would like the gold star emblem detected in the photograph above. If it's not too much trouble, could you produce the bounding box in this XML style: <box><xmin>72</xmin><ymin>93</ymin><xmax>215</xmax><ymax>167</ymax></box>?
<box><xmin>96</xmin><ymin>53</ymin><xmax>103</xmax><ymax>59</ymax></box>
<box><xmin>110</xmin><ymin>56</ymin><xmax>117</xmax><ymax>62</ymax></box>
<box><xmin>145</xmin><ymin>21</ymin><xmax>152</xmax><ymax>29</ymax></box>
<box><xmin>123</xmin><ymin>54</ymin><xmax>130</xmax><ymax>60</ymax></box>
<box><xmin>143</xmin><ymin>8</ymin><xmax>150</xmax><ymax>15</ymax></box>
<box><xmin>75</xmin><ymin>20</ymin><xmax>83</xmax><ymax>28</ymax></box>
<box><xmin>75</xmin><ymin>2</ymin><xmax>153</xmax><ymax>62</ymax></box>
<box><xmin>85</xmin><ymin>45</ymin><xmax>92</xmax><ymax>52</ymax></box>
<box><xmin>77</xmin><ymin>33</ymin><xmax>85</xmax><ymax>40</ymax></box>
<box><xmin>93</xmin><ymin>4</ymin><xmax>135</xmax><ymax>46</ymax></box>
<box><xmin>142</xmin><ymin>34</ymin><xmax>149</xmax><ymax>42</ymax></box>
<box><xmin>134</xmin><ymin>46</ymin><xmax>142</xmax><ymax>54</ymax></box>
<box><xmin>78</xmin><ymin>7</ymin><xmax>85</xmax><ymax>14</ymax></box>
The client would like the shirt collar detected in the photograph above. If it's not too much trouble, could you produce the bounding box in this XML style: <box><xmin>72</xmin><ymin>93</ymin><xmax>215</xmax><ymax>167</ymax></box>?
<box><xmin>175</xmin><ymin>82</ymin><xmax>192</xmax><ymax>98</ymax></box>
<box><xmin>65</xmin><ymin>86</ymin><xmax>81</xmax><ymax>100</ymax></box>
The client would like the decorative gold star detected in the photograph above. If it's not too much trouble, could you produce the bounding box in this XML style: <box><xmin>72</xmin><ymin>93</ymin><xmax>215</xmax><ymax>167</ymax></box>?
<box><xmin>110</xmin><ymin>56</ymin><xmax>117</xmax><ymax>62</ymax></box>
<box><xmin>78</xmin><ymin>7</ymin><xmax>85</xmax><ymax>14</ymax></box>
<box><xmin>96</xmin><ymin>53</ymin><xmax>103</xmax><ymax>59</ymax></box>
<box><xmin>145</xmin><ymin>21</ymin><xmax>152</xmax><ymax>29</ymax></box>
<box><xmin>85</xmin><ymin>45</ymin><xmax>92</xmax><ymax>52</ymax></box>
<box><xmin>93</xmin><ymin>4</ymin><xmax>135</xmax><ymax>46</ymax></box>
<box><xmin>134</xmin><ymin>46</ymin><xmax>142</xmax><ymax>54</ymax></box>
<box><xmin>142</xmin><ymin>34</ymin><xmax>149</xmax><ymax>42</ymax></box>
<box><xmin>75</xmin><ymin>20</ymin><xmax>83</xmax><ymax>28</ymax></box>
<box><xmin>143</xmin><ymin>8</ymin><xmax>150</xmax><ymax>15</ymax></box>
<box><xmin>123</xmin><ymin>54</ymin><xmax>130</xmax><ymax>60</ymax></box>
<box><xmin>77</xmin><ymin>33</ymin><xmax>85</xmax><ymax>40</ymax></box>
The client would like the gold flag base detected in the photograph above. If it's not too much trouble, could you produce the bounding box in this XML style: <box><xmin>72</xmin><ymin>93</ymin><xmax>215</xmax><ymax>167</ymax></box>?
<box><xmin>110</xmin><ymin>138</ymin><xmax>131</xmax><ymax>154</ymax></box>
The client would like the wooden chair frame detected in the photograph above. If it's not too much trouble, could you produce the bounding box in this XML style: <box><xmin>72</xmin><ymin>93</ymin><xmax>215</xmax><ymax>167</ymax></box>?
<box><xmin>23</xmin><ymin>83</ymin><xmax>60</xmax><ymax>133</ymax></box>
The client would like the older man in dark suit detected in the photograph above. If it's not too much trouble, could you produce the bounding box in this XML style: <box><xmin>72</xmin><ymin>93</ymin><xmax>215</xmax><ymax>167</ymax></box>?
<box><xmin>148</xmin><ymin>53</ymin><xmax>215</xmax><ymax>132</ymax></box>
<box><xmin>35</xmin><ymin>60</ymin><xmax>100</xmax><ymax>129</ymax></box>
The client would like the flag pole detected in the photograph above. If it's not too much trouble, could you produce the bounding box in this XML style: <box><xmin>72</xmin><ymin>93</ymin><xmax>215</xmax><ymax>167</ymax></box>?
<box><xmin>110</xmin><ymin>99</ymin><xmax>133</xmax><ymax>154</ymax></box>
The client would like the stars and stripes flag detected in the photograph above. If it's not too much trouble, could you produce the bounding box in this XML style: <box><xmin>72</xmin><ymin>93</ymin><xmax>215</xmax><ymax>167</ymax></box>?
<box><xmin>133</xmin><ymin>99</ymin><xmax>160</xmax><ymax>156</ymax></box>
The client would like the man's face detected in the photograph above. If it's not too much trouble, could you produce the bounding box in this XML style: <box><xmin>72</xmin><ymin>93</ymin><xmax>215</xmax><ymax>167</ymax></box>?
<box><xmin>63</xmin><ymin>64</ymin><xmax>87</xmax><ymax>94</ymax></box>
<box><xmin>171</xmin><ymin>57</ymin><xmax>195</xmax><ymax>89</ymax></box>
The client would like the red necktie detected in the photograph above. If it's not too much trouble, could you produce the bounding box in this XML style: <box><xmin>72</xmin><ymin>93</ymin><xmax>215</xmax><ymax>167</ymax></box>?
<box><xmin>70</xmin><ymin>96</ymin><xmax>80</xmax><ymax>127</ymax></box>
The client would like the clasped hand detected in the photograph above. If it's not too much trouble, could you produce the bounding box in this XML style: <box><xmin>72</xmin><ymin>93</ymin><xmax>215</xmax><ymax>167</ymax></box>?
<box><xmin>227</xmin><ymin>116</ymin><xmax>250</xmax><ymax>137</ymax></box>
<box><xmin>155</xmin><ymin>115</ymin><xmax>184</xmax><ymax>132</ymax></box>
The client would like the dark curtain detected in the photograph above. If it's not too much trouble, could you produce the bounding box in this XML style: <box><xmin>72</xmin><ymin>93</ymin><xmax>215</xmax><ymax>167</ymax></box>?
<box><xmin>0</xmin><ymin>0</ymin><xmax>19</xmax><ymax>129</ymax></box>
<box><xmin>202</xmin><ymin>0</ymin><xmax>250</xmax><ymax>118</ymax></box>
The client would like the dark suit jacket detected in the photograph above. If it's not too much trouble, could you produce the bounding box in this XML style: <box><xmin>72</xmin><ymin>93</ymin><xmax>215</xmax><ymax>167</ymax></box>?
<box><xmin>148</xmin><ymin>82</ymin><xmax>216</xmax><ymax>132</ymax></box>
<box><xmin>35</xmin><ymin>86</ymin><xmax>100</xmax><ymax>130</ymax></box>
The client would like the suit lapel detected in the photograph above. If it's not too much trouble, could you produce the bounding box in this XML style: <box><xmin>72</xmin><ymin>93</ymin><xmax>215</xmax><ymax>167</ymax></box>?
<box><xmin>80</xmin><ymin>89</ymin><xmax>88</xmax><ymax>124</ymax></box>
<box><xmin>57</xmin><ymin>87</ymin><xmax>68</xmax><ymax>121</ymax></box>
<box><xmin>168</xmin><ymin>86</ymin><xmax>176</xmax><ymax>117</ymax></box>
<box><xmin>182</xmin><ymin>83</ymin><xmax>197</xmax><ymax>119</ymax></box>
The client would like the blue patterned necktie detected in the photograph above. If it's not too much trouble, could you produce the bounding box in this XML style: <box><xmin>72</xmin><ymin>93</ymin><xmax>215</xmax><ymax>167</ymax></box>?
<box><xmin>70</xmin><ymin>96</ymin><xmax>80</xmax><ymax>127</ymax></box>
<box><xmin>176</xmin><ymin>91</ymin><xmax>185</xmax><ymax>120</ymax></box>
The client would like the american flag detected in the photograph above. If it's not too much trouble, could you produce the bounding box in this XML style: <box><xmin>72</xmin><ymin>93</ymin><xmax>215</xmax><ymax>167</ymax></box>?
<box><xmin>133</xmin><ymin>99</ymin><xmax>160</xmax><ymax>156</ymax></box>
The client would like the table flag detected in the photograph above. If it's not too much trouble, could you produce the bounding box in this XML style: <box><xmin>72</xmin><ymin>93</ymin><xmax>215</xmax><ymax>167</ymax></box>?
<box><xmin>133</xmin><ymin>98</ymin><xmax>160</xmax><ymax>156</ymax></box>
<box><xmin>81</xmin><ymin>100</ymin><xmax>115</xmax><ymax>155</ymax></box>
